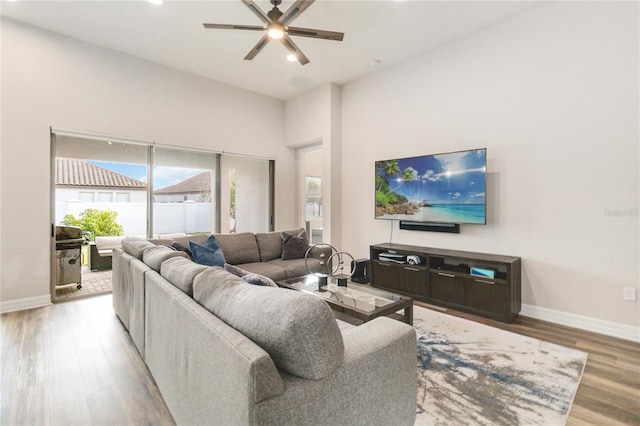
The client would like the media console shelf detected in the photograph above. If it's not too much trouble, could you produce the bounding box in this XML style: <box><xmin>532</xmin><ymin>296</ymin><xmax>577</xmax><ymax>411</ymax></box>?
<box><xmin>370</xmin><ymin>243</ymin><xmax>521</xmax><ymax>322</ymax></box>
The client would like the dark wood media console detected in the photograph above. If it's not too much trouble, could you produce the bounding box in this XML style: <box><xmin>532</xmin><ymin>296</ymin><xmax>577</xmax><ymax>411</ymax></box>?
<box><xmin>370</xmin><ymin>243</ymin><xmax>521</xmax><ymax>322</ymax></box>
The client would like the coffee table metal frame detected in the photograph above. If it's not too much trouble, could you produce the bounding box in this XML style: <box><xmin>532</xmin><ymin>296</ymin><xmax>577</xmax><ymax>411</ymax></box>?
<box><xmin>277</xmin><ymin>275</ymin><xmax>414</xmax><ymax>325</ymax></box>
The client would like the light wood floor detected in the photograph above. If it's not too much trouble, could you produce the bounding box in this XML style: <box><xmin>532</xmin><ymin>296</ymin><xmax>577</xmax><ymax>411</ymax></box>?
<box><xmin>1</xmin><ymin>294</ymin><xmax>638</xmax><ymax>425</ymax></box>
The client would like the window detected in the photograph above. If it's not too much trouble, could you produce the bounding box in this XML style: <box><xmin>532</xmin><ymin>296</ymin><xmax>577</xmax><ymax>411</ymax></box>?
<box><xmin>54</xmin><ymin>130</ymin><xmax>274</xmax><ymax>239</ymax></box>
<box><xmin>98</xmin><ymin>192</ymin><xmax>113</xmax><ymax>202</ymax></box>
<box><xmin>116</xmin><ymin>192</ymin><xmax>130</xmax><ymax>202</ymax></box>
<box><xmin>79</xmin><ymin>192</ymin><xmax>95</xmax><ymax>202</ymax></box>
<box><xmin>306</xmin><ymin>176</ymin><xmax>322</xmax><ymax>218</ymax></box>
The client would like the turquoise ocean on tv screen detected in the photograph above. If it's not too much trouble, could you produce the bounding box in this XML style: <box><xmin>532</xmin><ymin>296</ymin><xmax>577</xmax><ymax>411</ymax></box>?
<box><xmin>415</xmin><ymin>204</ymin><xmax>485</xmax><ymax>224</ymax></box>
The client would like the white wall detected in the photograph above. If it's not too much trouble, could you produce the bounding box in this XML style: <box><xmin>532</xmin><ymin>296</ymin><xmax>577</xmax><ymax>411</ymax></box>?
<box><xmin>341</xmin><ymin>2</ymin><xmax>639</xmax><ymax>334</ymax></box>
<box><xmin>285</xmin><ymin>83</ymin><xmax>342</xmax><ymax>248</ymax></box>
<box><xmin>0</xmin><ymin>18</ymin><xmax>293</xmax><ymax>311</ymax></box>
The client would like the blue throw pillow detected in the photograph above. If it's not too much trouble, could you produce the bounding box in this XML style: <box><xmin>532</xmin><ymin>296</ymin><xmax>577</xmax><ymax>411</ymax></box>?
<box><xmin>189</xmin><ymin>235</ymin><xmax>226</xmax><ymax>267</ymax></box>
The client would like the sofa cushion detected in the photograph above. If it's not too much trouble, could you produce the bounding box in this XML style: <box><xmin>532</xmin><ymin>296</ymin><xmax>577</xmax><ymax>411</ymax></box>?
<box><xmin>193</xmin><ymin>268</ymin><xmax>344</xmax><ymax>380</ymax></box>
<box><xmin>255</xmin><ymin>231</ymin><xmax>283</xmax><ymax>262</ymax></box>
<box><xmin>143</xmin><ymin>245</ymin><xmax>189</xmax><ymax>272</ymax></box>
<box><xmin>236</xmin><ymin>262</ymin><xmax>288</xmax><ymax>281</ymax></box>
<box><xmin>161</xmin><ymin>256</ymin><xmax>209</xmax><ymax>296</ymax></box>
<box><xmin>214</xmin><ymin>233</ymin><xmax>260</xmax><ymax>265</ymax></box>
<box><xmin>267</xmin><ymin>257</ymin><xmax>321</xmax><ymax>279</ymax></box>
<box><xmin>281</xmin><ymin>229</ymin><xmax>310</xmax><ymax>260</ymax></box>
<box><xmin>121</xmin><ymin>237</ymin><xmax>156</xmax><ymax>260</ymax></box>
<box><xmin>189</xmin><ymin>235</ymin><xmax>226</xmax><ymax>267</ymax></box>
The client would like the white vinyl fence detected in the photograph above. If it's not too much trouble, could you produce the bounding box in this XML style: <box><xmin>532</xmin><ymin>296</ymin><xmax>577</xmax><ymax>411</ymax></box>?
<box><xmin>56</xmin><ymin>200</ymin><xmax>213</xmax><ymax>236</ymax></box>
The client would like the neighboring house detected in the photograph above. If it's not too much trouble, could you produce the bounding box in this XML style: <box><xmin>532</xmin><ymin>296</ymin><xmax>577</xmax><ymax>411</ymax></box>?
<box><xmin>154</xmin><ymin>171</ymin><xmax>212</xmax><ymax>203</ymax></box>
<box><xmin>54</xmin><ymin>158</ymin><xmax>148</xmax><ymax>230</ymax></box>
<box><xmin>55</xmin><ymin>158</ymin><xmax>147</xmax><ymax>204</ymax></box>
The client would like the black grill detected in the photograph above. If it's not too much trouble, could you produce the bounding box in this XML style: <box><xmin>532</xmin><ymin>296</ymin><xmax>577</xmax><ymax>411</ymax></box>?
<box><xmin>55</xmin><ymin>226</ymin><xmax>87</xmax><ymax>290</ymax></box>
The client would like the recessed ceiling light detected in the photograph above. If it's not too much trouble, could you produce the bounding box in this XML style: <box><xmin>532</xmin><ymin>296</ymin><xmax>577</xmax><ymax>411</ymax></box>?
<box><xmin>287</xmin><ymin>54</ymin><xmax>297</xmax><ymax>62</ymax></box>
<box><xmin>148</xmin><ymin>0</ymin><xmax>163</xmax><ymax>5</ymax></box>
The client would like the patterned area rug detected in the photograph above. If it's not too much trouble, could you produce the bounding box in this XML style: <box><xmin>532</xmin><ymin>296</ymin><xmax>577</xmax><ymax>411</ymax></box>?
<box><xmin>413</xmin><ymin>306</ymin><xmax>587</xmax><ymax>425</ymax></box>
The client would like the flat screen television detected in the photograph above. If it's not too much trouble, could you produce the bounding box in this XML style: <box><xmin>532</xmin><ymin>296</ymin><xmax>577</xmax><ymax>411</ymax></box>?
<box><xmin>375</xmin><ymin>148</ymin><xmax>486</xmax><ymax>225</ymax></box>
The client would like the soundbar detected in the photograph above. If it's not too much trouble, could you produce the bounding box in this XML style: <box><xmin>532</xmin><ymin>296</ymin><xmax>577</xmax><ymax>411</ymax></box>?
<box><xmin>399</xmin><ymin>221</ymin><xmax>460</xmax><ymax>233</ymax></box>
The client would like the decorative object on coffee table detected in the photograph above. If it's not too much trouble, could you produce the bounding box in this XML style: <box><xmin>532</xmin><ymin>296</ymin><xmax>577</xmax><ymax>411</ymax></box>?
<box><xmin>327</xmin><ymin>251</ymin><xmax>355</xmax><ymax>286</ymax></box>
<box><xmin>305</xmin><ymin>244</ymin><xmax>356</xmax><ymax>289</ymax></box>
<box><xmin>304</xmin><ymin>243</ymin><xmax>336</xmax><ymax>291</ymax></box>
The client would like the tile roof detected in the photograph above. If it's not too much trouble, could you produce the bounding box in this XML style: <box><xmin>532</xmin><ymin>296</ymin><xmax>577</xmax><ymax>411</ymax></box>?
<box><xmin>154</xmin><ymin>171</ymin><xmax>212</xmax><ymax>194</ymax></box>
<box><xmin>56</xmin><ymin>158</ymin><xmax>147</xmax><ymax>189</ymax></box>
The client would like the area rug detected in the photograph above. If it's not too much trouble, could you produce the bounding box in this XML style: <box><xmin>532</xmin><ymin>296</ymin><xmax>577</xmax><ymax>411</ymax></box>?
<box><xmin>413</xmin><ymin>306</ymin><xmax>587</xmax><ymax>425</ymax></box>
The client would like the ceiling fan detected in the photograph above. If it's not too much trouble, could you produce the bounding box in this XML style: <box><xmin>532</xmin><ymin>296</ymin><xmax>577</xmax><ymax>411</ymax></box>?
<box><xmin>203</xmin><ymin>0</ymin><xmax>344</xmax><ymax>65</ymax></box>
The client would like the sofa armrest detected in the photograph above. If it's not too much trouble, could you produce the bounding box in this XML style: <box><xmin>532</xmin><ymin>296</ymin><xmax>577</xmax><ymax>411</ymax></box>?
<box><xmin>253</xmin><ymin>317</ymin><xmax>417</xmax><ymax>426</ymax></box>
<box><xmin>95</xmin><ymin>236</ymin><xmax>125</xmax><ymax>252</ymax></box>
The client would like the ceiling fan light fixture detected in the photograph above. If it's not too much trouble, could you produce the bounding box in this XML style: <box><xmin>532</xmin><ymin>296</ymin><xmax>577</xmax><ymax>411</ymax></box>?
<box><xmin>267</xmin><ymin>23</ymin><xmax>285</xmax><ymax>40</ymax></box>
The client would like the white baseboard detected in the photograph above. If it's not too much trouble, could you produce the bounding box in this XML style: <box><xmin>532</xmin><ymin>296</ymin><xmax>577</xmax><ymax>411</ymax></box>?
<box><xmin>0</xmin><ymin>295</ymin><xmax>52</xmax><ymax>314</ymax></box>
<box><xmin>521</xmin><ymin>303</ymin><xmax>640</xmax><ymax>343</ymax></box>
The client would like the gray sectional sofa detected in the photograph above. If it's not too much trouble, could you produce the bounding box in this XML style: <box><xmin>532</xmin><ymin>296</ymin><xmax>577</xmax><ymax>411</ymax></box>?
<box><xmin>151</xmin><ymin>229</ymin><xmax>327</xmax><ymax>280</ymax></box>
<box><xmin>112</xmin><ymin>231</ymin><xmax>418</xmax><ymax>425</ymax></box>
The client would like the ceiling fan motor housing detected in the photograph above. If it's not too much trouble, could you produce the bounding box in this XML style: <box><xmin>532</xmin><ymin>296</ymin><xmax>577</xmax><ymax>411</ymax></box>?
<box><xmin>267</xmin><ymin>8</ymin><xmax>283</xmax><ymax>22</ymax></box>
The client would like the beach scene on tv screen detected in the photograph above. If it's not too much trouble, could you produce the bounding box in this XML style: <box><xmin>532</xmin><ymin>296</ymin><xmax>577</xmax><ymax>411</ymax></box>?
<box><xmin>375</xmin><ymin>149</ymin><xmax>486</xmax><ymax>224</ymax></box>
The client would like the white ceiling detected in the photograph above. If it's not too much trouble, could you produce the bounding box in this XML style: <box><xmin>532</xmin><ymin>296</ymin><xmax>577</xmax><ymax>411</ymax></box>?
<box><xmin>1</xmin><ymin>0</ymin><xmax>544</xmax><ymax>100</ymax></box>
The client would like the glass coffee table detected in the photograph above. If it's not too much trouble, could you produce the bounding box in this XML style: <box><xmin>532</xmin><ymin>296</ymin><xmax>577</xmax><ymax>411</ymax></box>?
<box><xmin>277</xmin><ymin>275</ymin><xmax>413</xmax><ymax>325</ymax></box>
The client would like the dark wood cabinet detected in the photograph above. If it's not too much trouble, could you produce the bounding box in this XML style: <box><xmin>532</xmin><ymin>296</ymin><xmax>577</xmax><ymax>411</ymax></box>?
<box><xmin>429</xmin><ymin>271</ymin><xmax>466</xmax><ymax>306</ymax></box>
<box><xmin>400</xmin><ymin>265</ymin><xmax>429</xmax><ymax>298</ymax></box>
<box><xmin>370</xmin><ymin>243</ymin><xmax>521</xmax><ymax>322</ymax></box>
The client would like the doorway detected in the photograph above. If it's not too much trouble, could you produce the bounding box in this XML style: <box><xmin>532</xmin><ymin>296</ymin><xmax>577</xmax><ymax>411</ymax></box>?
<box><xmin>52</xmin><ymin>133</ymin><xmax>149</xmax><ymax>301</ymax></box>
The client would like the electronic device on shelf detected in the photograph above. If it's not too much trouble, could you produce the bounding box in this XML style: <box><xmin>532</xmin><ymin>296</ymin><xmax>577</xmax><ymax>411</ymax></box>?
<box><xmin>378</xmin><ymin>252</ymin><xmax>407</xmax><ymax>263</ymax></box>
<box><xmin>470</xmin><ymin>266</ymin><xmax>497</xmax><ymax>279</ymax></box>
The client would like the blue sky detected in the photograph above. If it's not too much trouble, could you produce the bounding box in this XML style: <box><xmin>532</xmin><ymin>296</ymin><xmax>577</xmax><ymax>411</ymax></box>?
<box><xmin>89</xmin><ymin>161</ymin><xmax>205</xmax><ymax>190</ymax></box>
<box><xmin>378</xmin><ymin>149</ymin><xmax>486</xmax><ymax>204</ymax></box>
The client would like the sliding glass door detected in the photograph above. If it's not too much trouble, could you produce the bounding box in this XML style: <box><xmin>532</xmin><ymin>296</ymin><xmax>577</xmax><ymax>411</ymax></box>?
<box><xmin>152</xmin><ymin>146</ymin><xmax>218</xmax><ymax>237</ymax></box>
<box><xmin>220</xmin><ymin>155</ymin><xmax>273</xmax><ymax>233</ymax></box>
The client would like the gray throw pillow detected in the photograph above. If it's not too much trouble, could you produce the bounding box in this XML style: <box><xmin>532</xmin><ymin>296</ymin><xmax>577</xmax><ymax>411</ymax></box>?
<box><xmin>224</xmin><ymin>262</ymin><xmax>250</xmax><ymax>277</ymax></box>
<box><xmin>281</xmin><ymin>229</ymin><xmax>309</xmax><ymax>260</ymax></box>
<box><xmin>193</xmin><ymin>268</ymin><xmax>344</xmax><ymax>380</ymax></box>
<box><xmin>224</xmin><ymin>263</ymin><xmax>278</xmax><ymax>287</ymax></box>
<box><xmin>243</xmin><ymin>273</ymin><xmax>278</xmax><ymax>288</ymax></box>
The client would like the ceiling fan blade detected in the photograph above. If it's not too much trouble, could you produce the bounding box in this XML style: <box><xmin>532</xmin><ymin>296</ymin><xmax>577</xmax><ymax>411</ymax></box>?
<box><xmin>287</xmin><ymin>27</ymin><xmax>344</xmax><ymax>41</ymax></box>
<box><xmin>280</xmin><ymin>0</ymin><xmax>314</xmax><ymax>26</ymax></box>
<box><xmin>240</xmin><ymin>0</ymin><xmax>271</xmax><ymax>24</ymax></box>
<box><xmin>244</xmin><ymin>34</ymin><xmax>270</xmax><ymax>61</ymax></box>
<box><xmin>281</xmin><ymin>35</ymin><xmax>310</xmax><ymax>65</ymax></box>
<box><xmin>203</xmin><ymin>23</ymin><xmax>264</xmax><ymax>31</ymax></box>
